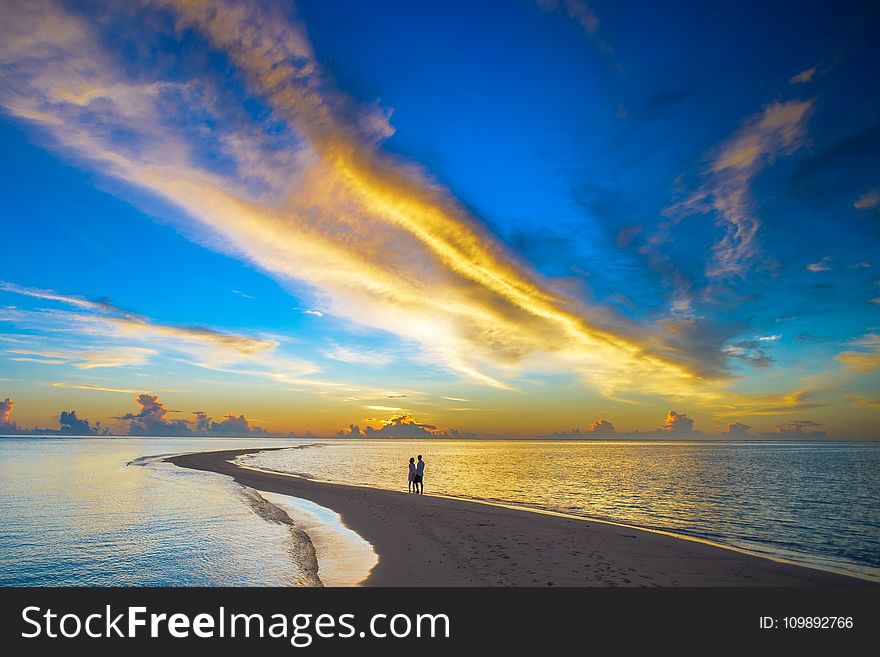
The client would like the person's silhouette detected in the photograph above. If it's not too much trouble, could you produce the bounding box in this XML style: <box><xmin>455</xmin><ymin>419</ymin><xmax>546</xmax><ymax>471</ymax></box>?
<box><xmin>408</xmin><ymin>457</ymin><xmax>416</xmax><ymax>493</ymax></box>
<box><xmin>415</xmin><ymin>454</ymin><xmax>425</xmax><ymax>494</ymax></box>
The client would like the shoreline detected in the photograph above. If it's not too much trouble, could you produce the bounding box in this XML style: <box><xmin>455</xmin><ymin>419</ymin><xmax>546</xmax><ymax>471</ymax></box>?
<box><xmin>167</xmin><ymin>448</ymin><xmax>875</xmax><ymax>587</ymax></box>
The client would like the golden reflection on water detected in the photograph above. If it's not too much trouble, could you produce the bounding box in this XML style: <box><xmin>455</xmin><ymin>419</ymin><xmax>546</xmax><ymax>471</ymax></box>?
<box><xmin>241</xmin><ymin>439</ymin><xmax>880</xmax><ymax>580</ymax></box>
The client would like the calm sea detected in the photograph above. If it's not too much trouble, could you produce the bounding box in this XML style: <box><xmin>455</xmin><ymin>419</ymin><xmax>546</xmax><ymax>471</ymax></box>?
<box><xmin>0</xmin><ymin>437</ymin><xmax>321</xmax><ymax>586</ymax></box>
<box><xmin>1</xmin><ymin>437</ymin><xmax>878</xmax><ymax>584</ymax></box>
<box><xmin>241</xmin><ymin>439</ymin><xmax>880</xmax><ymax>582</ymax></box>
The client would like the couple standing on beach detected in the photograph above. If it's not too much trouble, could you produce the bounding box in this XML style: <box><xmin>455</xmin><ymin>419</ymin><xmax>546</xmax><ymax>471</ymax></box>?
<box><xmin>408</xmin><ymin>455</ymin><xmax>425</xmax><ymax>494</ymax></box>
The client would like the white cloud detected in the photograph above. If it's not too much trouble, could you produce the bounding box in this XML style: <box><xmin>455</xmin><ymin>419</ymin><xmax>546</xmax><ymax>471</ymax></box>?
<box><xmin>321</xmin><ymin>344</ymin><xmax>393</xmax><ymax>367</ymax></box>
<box><xmin>666</xmin><ymin>100</ymin><xmax>814</xmax><ymax>278</ymax></box>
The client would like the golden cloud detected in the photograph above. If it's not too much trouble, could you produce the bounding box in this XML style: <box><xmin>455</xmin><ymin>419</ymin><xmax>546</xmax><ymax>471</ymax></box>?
<box><xmin>0</xmin><ymin>0</ymin><xmax>782</xmax><ymax>403</ymax></box>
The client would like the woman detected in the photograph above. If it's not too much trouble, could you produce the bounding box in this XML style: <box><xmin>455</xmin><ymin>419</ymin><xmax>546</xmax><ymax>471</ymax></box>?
<box><xmin>408</xmin><ymin>457</ymin><xmax>416</xmax><ymax>493</ymax></box>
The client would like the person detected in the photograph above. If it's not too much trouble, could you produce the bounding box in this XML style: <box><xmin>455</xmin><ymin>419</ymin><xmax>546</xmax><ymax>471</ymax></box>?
<box><xmin>408</xmin><ymin>457</ymin><xmax>416</xmax><ymax>493</ymax></box>
<box><xmin>414</xmin><ymin>454</ymin><xmax>425</xmax><ymax>494</ymax></box>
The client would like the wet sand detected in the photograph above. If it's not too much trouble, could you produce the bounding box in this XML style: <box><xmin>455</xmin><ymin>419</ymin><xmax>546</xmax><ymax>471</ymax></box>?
<box><xmin>167</xmin><ymin>448</ymin><xmax>873</xmax><ymax>587</ymax></box>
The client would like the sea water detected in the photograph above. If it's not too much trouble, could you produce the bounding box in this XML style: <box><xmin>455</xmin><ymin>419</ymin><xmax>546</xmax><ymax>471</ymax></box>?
<box><xmin>239</xmin><ymin>439</ymin><xmax>880</xmax><ymax>582</ymax></box>
<box><xmin>0</xmin><ymin>437</ymin><xmax>325</xmax><ymax>586</ymax></box>
<box><xmin>3</xmin><ymin>437</ymin><xmax>878</xmax><ymax>585</ymax></box>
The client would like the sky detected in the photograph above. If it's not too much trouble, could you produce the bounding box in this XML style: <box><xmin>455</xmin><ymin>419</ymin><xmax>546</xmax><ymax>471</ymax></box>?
<box><xmin>0</xmin><ymin>0</ymin><xmax>878</xmax><ymax>439</ymax></box>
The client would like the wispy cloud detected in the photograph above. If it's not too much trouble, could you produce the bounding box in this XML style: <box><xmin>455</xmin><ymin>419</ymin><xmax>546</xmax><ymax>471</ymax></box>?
<box><xmin>789</xmin><ymin>67</ymin><xmax>817</xmax><ymax>85</ymax></box>
<box><xmin>1</xmin><ymin>281</ymin><xmax>276</xmax><ymax>355</ymax></box>
<box><xmin>10</xmin><ymin>347</ymin><xmax>155</xmax><ymax>369</ymax></box>
<box><xmin>773</xmin><ymin>419</ymin><xmax>826</xmax><ymax>438</ymax></box>
<box><xmin>0</xmin><ymin>0</ymin><xmax>720</xmax><ymax>399</ymax></box>
<box><xmin>665</xmin><ymin>99</ymin><xmax>814</xmax><ymax>278</ymax></box>
<box><xmin>807</xmin><ymin>256</ymin><xmax>832</xmax><ymax>272</ymax></box>
<box><xmin>322</xmin><ymin>344</ymin><xmax>393</xmax><ymax>367</ymax></box>
<box><xmin>854</xmin><ymin>188</ymin><xmax>880</xmax><ymax>210</ymax></box>
<box><xmin>537</xmin><ymin>0</ymin><xmax>600</xmax><ymax>35</ymax></box>
<box><xmin>49</xmin><ymin>382</ymin><xmax>142</xmax><ymax>394</ymax></box>
<box><xmin>845</xmin><ymin>394</ymin><xmax>880</xmax><ymax>409</ymax></box>
<box><xmin>835</xmin><ymin>333</ymin><xmax>880</xmax><ymax>373</ymax></box>
<box><xmin>0</xmin><ymin>281</ymin><xmax>323</xmax><ymax>385</ymax></box>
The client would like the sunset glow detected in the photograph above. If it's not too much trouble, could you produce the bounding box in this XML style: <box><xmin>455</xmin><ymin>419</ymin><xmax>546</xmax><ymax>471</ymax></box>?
<box><xmin>1</xmin><ymin>0</ymin><xmax>878</xmax><ymax>438</ymax></box>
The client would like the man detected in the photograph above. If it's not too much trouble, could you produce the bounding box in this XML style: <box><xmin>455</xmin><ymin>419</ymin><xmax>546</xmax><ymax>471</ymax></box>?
<box><xmin>414</xmin><ymin>454</ymin><xmax>425</xmax><ymax>494</ymax></box>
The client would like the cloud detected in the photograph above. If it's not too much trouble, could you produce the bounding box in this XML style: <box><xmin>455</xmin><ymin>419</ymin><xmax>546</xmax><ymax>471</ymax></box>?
<box><xmin>537</xmin><ymin>0</ymin><xmax>600</xmax><ymax>34</ymax></box>
<box><xmin>835</xmin><ymin>333</ymin><xmax>880</xmax><ymax>373</ymax></box>
<box><xmin>0</xmin><ymin>397</ymin><xmax>106</xmax><ymax>435</ymax></box>
<box><xmin>562</xmin><ymin>0</ymin><xmax>600</xmax><ymax>35</ymax></box>
<box><xmin>789</xmin><ymin>67</ymin><xmax>817</xmax><ymax>85</ymax></box>
<box><xmin>807</xmin><ymin>256</ymin><xmax>832</xmax><ymax>272</ymax></box>
<box><xmin>0</xmin><ymin>281</ymin><xmax>323</xmax><ymax>385</ymax></box>
<box><xmin>338</xmin><ymin>424</ymin><xmax>362</xmax><ymax>438</ymax></box>
<box><xmin>116</xmin><ymin>393</ymin><xmax>188</xmax><ymax>435</ymax></box>
<box><xmin>553</xmin><ymin>418</ymin><xmax>617</xmax><ymax>438</ymax></box>
<box><xmin>553</xmin><ymin>410</ymin><xmax>710</xmax><ymax>439</ymax></box>
<box><xmin>50</xmin><ymin>382</ymin><xmax>141</xmax><ymax>394</ymax></box>
<box><xmin>193</xmin><ymin>411</ymin><xmax>211</xmax><ymax>433</ymax></box>
<box><xmin>117</xmin><ymin>394</ymin><xmax>264</xmax><ymax>435</ymax></box>
<box><xmin>302</xmin><ymin>310</ymin><xmax>323</xmax><ymax>317</ymax></box>
<box><xmin>536</xmin><ymin>0</ymin><xmax>614</xmax><ymax>54</ymax></box>
<box><xmin>854</xmin><ymin>188</ymin><xmax>880</xmax><ymax>210</ymax></box>
<box><xmin>723</xmin><ymin>339</ymin><xmax>774</xmax><ymax>368</ymax></box>
<box><xmin>615</xmin><ymin>224</ymin><xmax>644</xmax><ymax>248</ymax></box>
<box><xmin>584</xmin><ymin>418</ymin><xmax>616</xmax><ymax>434</ymax></box>
<box><xmin>10</xmin><ymin>347</ymin><xmax>157</xmax><ymax>369</ymax></box>
<box><xmin>0</xmin><ymin>282</ymin><xmax>276</xmax><ymax>356</ymax></box>
<box><xmin>708</xmin><ymin>389</ymin><xmax>824</xmax><ymax>417</ymax></box>
<box><xmin>659</xmin><ymin>410</ymin><xmax>698</xmax><ymax>434</ymax></box>
<box><xmin>845</xmin><ymin>394</ymin><xmax>880</xmax><ymax>409</ymax></box>
<box><xmin>0</xmin><ymin>0</ymin><xmax>718</xmax><ymax>399</ymax></box>
<box><xmin>0</xmin><ymin>397</ymin><xmax>13</xmax><ymax>424</ymax></box>
<box><xmin>665</xmin><ymin>100</ymin><xmax>814</xmax><ymax>277</ymax></box>
<box><xmin>192</xmin><ymin>408</ymin><xmax>261</xmax><ymax>435</ymax></box>
<box><xmin>757</xmin><ymin>334</ymin><xmax>780</xmax><ymax>342</ymax></box>
<box><xmin>321</xmin><ymin>344</ymin><xmax>393</xmax><ymax>367</ymax></box>
<box><xmin>771</xmin><ymin>420</ymin><xmax>827</xmax><ymax>439</ymax></box>
<box><xmin>723</xmin><ymin>421</ymin><xmax>751</xmax><ymax>437</ymax></box>
<box><xmin>58</xmin><ymin>409</ymin><xmax>103</xmax><ymax>435</ymax></box>
<box><xmin>208</xmin><ymin>413</ymin><xmax>257</xmax><ymax>435</ymax></box>
<box><xmin>348</xmin><ymin>413</ymin><xmax>460</xmax><ymax>438</ymax></box>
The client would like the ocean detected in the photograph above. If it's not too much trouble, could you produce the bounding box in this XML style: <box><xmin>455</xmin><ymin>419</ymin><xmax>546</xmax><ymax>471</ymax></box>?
<box><xmin>0</xmin><ymin>437</ymin><xmax>321</xmax><ymax>586</ymax></box>
<box><xmin>1</xmin><ymin>437</ymin><xmax>878</xmax><ymax>585</ymax></box>
<box><xmin>241</xmin><ymin>438</ymin><xmax>880</xmax><ymax>582</ymax></box>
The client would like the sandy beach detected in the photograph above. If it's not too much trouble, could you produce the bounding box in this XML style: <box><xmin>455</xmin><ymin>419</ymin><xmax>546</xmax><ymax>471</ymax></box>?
<box><xmin>167</xmin><ymin>448</ymin><xmax>872</xmax><ymax>587</ymax></box>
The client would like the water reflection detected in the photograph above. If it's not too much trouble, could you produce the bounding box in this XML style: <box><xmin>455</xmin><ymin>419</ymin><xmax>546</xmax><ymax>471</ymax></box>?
<box><xmin>0</xmin><ymin>437</ymin><xmax>308</xmax><ymax>586</ymax></box>
<box><xmin>241</xmin><ymin>439</ymin><xmax>880</xmax><ymax>581</ymax></box>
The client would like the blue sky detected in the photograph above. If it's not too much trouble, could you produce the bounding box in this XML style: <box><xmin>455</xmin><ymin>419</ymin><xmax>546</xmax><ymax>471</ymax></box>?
<box><xmin>0</xmin><ymin>0</ymin><xmax>878</xmax><ymax>437</ymax></box>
